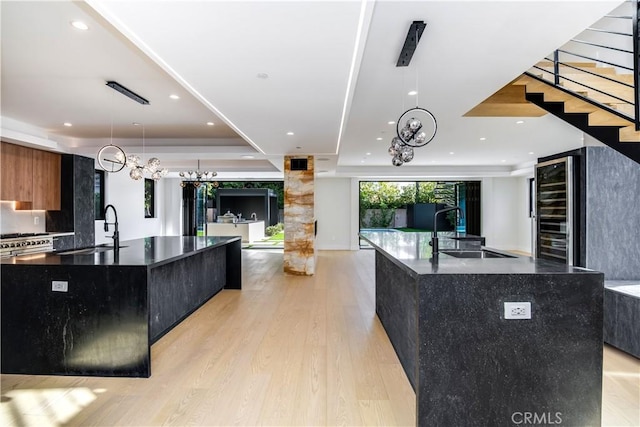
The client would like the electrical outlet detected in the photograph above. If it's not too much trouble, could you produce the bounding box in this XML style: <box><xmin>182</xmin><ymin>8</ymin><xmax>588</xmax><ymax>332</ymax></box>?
<box><xmin>34</xmin><ymin>216</ymin><xmax>39</xmax><ymax>225</ymax></box>
<box><xmin>504</xmin><ymin>302</ymin><xmax>532</xmax><ymax>320</ymax></box>
<box><xmin>52</xmin><ymin>281</ymin><xmax>68</xmax><ymax>292</ymax></box>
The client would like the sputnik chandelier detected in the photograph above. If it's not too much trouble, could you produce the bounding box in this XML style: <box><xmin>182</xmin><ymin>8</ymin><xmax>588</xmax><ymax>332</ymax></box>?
<box><xmin>98</xmin><ymin>123</ymin><xmax>168</xmax><ymax>181</ymax></box>
<box><xmin>387</xmin><ymin>20</ymin><xmax>437</xmax><ymax>166</ymax></box>
<box><xmin>388</xmin><ymin>107</ymin><xmax>437</xmax><ymax>166</ymax></box>
<box><xmin>123</xmin><ymin>153</ymin><xmax>168</xmax><ymax>181</ymax></box>
<box><xmin>179</xmin><ymin>160</ymin><xmax>217</xmax><ymax>188</ymax></box>
<box><xmin>97</xmin><ymin>144</ymin><xmax>168</xmax><ymax>181</ymax></box>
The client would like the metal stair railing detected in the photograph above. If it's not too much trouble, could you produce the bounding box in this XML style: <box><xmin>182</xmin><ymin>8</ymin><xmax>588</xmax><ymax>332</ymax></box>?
<box><xmin>526</xmin><ymin>0</ymin><xmax>640</xmax><ymax>130</ymax></box>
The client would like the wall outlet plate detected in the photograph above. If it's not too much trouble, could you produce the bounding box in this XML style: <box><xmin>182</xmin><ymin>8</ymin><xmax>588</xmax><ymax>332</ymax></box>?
<box><xmin>52</xmin><ymin>281</ymin><xmax>68</xmax><ymax>292</ymax></box>
<box><xmin>504</xmin><ymin>302</ymin><xmax>531</xmax><ymax>319</ymax></box>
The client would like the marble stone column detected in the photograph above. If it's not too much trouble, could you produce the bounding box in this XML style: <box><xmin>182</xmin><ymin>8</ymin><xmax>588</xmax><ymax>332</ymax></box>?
<box><xmin>283</xmin><ymin>155</ymin><xmax>315</xmax><ymax>275</ymax></box>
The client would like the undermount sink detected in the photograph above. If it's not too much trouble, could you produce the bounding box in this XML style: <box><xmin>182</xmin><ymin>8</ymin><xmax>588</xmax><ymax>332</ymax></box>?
<box><xmin>57</xmin><ymin>246</ymin><xmax>127</xmax><ymax>255</ymax></box>
<box><xmin>440</xmin><ymin>249</ymin><xmax>515</xmax><ymax>259</ymax></box>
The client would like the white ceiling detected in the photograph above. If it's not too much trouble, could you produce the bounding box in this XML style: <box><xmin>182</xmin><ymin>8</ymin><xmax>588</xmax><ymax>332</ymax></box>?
<box><xmin>1</xmin><ymin>0</ymin><xmax>623</xmax><ymax>180</ymax></box>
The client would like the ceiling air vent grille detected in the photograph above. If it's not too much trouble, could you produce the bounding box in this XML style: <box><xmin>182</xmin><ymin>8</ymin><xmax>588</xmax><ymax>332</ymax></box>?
<box><xmin>290</xmin><ymin>158</ymin><xmax>308</xmax><ymax>171</ymax></box>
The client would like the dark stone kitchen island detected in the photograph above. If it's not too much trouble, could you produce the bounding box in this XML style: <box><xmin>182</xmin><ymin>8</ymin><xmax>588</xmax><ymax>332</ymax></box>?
<box><xmin>360</xmin><ymin>230</ymin><xmax>604</xmax><ymax>427</ymax></box>
<box><xmin>1</xmin><ymin>236</ymin><xmax>241</xmax><ymax>378</ymax></box>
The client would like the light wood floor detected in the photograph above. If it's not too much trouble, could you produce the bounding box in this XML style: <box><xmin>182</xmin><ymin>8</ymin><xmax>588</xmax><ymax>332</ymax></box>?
<box><xmin>1</xmin><ymin>250</ymin><xmax>638</xmax><ymax>426</ymax></box>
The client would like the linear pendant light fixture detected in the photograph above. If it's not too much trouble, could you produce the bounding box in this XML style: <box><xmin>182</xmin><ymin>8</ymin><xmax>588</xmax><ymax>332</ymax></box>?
<box><xmin>106</xmin><ymin>81</ymin><xmax>150</xmax><ymax>105</ymax></box>
<box><xmin>396</xmin><ymin>21</ymin><xmax>427</xmax><ymax>67</ymax></box>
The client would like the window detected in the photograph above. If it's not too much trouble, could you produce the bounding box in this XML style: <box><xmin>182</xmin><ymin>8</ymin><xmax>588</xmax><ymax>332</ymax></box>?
<box><xmin>95</xmin><ymin>170</ymin><xmax>105</xmax><ymax>220</ymax></box>
<box><xmin>144</xmin><ymin>178</ymin><xmax>155</xmax><ymax>218</ymax></box>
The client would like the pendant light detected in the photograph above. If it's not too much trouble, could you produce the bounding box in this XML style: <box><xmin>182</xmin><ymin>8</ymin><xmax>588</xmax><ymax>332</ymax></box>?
<box><xmin>179</xmin><ymin>160</ymin><xmax>217</xmax><ymax>188</ymax></box>
<box><xmin>97</xmin><ymin>80</ymin><xmax>168</xmax><ymax>181</ymax></box>
<box><xmin>387</xmin><ymin>21</ymin><xmax>437</xmax><ymax>166</ymax></box>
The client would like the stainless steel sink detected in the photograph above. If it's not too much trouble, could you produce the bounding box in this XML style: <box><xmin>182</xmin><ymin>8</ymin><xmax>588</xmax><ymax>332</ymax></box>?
<box><xmin>57</xmin><ymin>246</ymin><xmax>127</xmax><ymax>255</ymax></box>
<box><xmin>440</xmin><ymin>249</ymin><xmax>515</xmax><ymax>259</ymax></box>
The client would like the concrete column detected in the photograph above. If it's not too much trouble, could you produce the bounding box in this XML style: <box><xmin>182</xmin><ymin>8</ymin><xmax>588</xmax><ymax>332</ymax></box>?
<box><xmin>283</xmin><ymin>155</ymin><xmax>315</xmax><ymax>275</ymax></box>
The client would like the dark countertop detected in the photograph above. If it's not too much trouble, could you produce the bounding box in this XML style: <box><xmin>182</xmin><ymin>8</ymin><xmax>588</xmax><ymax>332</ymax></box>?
<box><xmin>1</xmin><ymin>236</ymin><xmax>241</xmax><ymax>267</ymax></box>
<box><xmin>360</xmin><ymin>230</ymin><xmax>598</xmax><ymax>276</ymax></box>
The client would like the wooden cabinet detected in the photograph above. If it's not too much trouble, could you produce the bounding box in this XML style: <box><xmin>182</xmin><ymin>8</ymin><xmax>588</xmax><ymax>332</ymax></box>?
<box><xmin>1</xmin><ymin>142</ymin><xmax>61</xmax><ymax>210</ymax></box>
<box><xmin>32</xmin><ymin>149</ymin><xmax>61</xmax><ymax>210</ymax></box>
<box><xmin>1</xmin><ymin>142</ymin><xmax>33</xmax><ymax>202</ymax></box>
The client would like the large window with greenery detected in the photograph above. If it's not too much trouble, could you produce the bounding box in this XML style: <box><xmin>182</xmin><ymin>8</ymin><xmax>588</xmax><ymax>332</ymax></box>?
<box><xmin>183</xmin><ymin>181</ymin><xmax>285</xmax><ymax>249</ymax></box>
<box><xmin>359</xmin><ymin>181</ymin><xmax>439</xmax><ymax>228</ymax></box>
<box><xmin>359</xmin><ymin>181</ymin><xmax>481</xmax><ymax>246</ymax></box>
<box><xmin>144</xmin><ymin>178</ymin><xmax>155</xmax><ymax>218</ymax></box>
<box><xmin>94</xmin><ymin>170</ymin><xmax>105</xmax><ymax>220</ymax></box>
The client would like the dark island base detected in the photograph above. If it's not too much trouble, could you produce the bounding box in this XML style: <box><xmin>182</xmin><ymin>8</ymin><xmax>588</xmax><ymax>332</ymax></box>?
<box><xmin>2</xmin><ymin>265</ymin><xmax>150</xmax><ymax>377</ymax></box>
<box><xmin>604</xmin><ymin>282</ymin><xmax>640</xmax><ymax>359</ymax></box>
<box><xmin>1</xmin><ymin>238</ymin><xmax>241</xmax><ymax>378</ymax></box>
<box><xmin>375</xmin><ymin>251</ymin><xmax>604</xmax><ymax>427</ymax></box>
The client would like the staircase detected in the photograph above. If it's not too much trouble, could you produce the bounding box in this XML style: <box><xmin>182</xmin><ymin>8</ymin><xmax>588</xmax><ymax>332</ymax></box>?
<box><xmin>514</xmin><ymin>69</ymin><xmax>640</xmax><ymax>164</ymax></box>
<box><xmin>466</xmin><ymin>0</ymin><xmax>640</xmax><ymax>166</ymax></box>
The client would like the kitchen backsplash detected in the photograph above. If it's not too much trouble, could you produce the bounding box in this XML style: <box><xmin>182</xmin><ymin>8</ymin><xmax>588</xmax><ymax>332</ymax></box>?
<box><xmin>0</xmin><ymin>201</ymin><xmax>46</xmax><ymax>234</ymax></box>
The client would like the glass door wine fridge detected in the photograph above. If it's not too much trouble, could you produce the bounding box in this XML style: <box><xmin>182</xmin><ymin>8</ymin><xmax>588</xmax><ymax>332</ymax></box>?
<box><xmin>535</xmin><ymin>157</ymin><xmax>573</xmax><ymax>264</ymax></box>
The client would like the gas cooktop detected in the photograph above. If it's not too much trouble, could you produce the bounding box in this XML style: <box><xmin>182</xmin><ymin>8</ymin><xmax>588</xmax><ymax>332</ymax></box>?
<box><xmin>0</xmin><ymin>233</ymin><xmax>50</xmax><ymax>239</ymax></box>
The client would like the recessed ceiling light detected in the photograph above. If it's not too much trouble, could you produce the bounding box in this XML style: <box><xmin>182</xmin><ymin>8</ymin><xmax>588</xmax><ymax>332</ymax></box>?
<box><xmin>449</xmin><ymin>152</ymin><xmax>454</xmax><ymax>155</ymax></box>
<box><xmin>287</xmin><ymin>132</ymin><xmax>294</xmax><ymax>136</ymax></box>
<box><xmin>366</xmin><ymin>152</ymin><xmax>371</xmax><ymax>156</ymax></box>
<box><xmin>296</xmin><ymin>146</ymin><xmax>302</xmax><ymax>149</ymax></box>
<box><xmin>71</xmin><ymin>21</ymin><xmax>89</xmax><ymax>31</ymax></box>
<box><xmin>256</xmin><ymin>73</ymin><xmax>269</xmax><ymax>79</ymax></box>
<box><xmin>241</xmin><ymin>155</ymin><xmax>255</xmax><ymax>159</ymax></box>
<box><xmin>501</xmin><ymin>159</ymin><xmax>507</xmax><ymax>163</ymax></box>
<box><xmin>528</xmin><ymin>151</ymin><xmax>535</xmax><ymax>155</ymax></box>
<box><xmin>63</xmin><ymin>122</ymin><xmax>72</xmax><ymax>127</ymax></box>
<box><xmin>408</xmin><ymin>90</ymin><xmax>418</xmax><ymax>96</ymax></box>
<box><xmin>516</xmin><ymin>120</ymin><xmax>524</xmax><ymax>124</ymax></box>
<box><xmin>361</xmin><ymin>159</ymin><xmax>366</xmax><ymax>163</ymax></box>
<box><xmin>206</xmin><ymin>122</ymin><xmax>214</xmax><ymax>126</ymax></box>
<box><xmin>376</xmin><ymin>137</ymin><xmax>383</xmax><ymax>141</ymax></box>
<box><xmin>479</xmin><ymin>137</ymin><xmax>486</xmax><ymax>141</ymax></box>
<box><xmin>132</xmin><ymin>122</ymin><xmax>141</xmax><ymax>126</ymax></box>
<box><xmin>169</xmin><ymin>94</ymin><xmax>180</xmax><ymax>100</ymax></box>
<box><xmin>388</xmin><ymin>121</ymin><xmax>395</xmax><ymax>125</ymax></box>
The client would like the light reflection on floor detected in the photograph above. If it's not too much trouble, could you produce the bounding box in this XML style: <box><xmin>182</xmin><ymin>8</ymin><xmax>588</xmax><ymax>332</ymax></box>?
<box><xmin>0</xmin><ymin>387</ymin><xmax>100</xmax><ymax>427</ymax></box>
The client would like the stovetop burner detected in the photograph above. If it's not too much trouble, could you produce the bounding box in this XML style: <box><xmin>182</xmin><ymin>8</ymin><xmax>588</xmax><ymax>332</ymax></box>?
<box><xmin>0</xmin><ymin>232</ymin><xmax>49</xmax><ymax>239</ymax></box>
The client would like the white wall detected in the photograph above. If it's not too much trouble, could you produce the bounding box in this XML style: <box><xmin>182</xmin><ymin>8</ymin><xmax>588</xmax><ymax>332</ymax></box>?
<box><xmin>0</xmin><ymin>201</ymin><xmax>46</xmax><ymax>234</ymax></box>
<box><xmin>162</xmin><ymin>178</ymin><xmax>183</xmax><ymax>236</ymax></box>
<box><xmin>315</xmin><ymin>177</ymin><xmax>354</xmax><ymax>250</ymax></box>
<box><xmin>95</xmin><ymin>170</ymin><xmax>165</xmax><ymax>244</ymax></box>
<box><xmin>481</xmin><ymin>177</ymin><xmax>532</xmax><ymax>252</ymax></box>
<box><xmin>515</xmin><ymin>176</ymin><xmax>534</xmax><ymax>254</ymax></box>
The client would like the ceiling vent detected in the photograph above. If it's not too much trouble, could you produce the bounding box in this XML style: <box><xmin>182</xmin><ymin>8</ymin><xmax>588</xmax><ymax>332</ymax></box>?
<box><xmin>290</xmin><ymin>158</ymin><xmax>308</xmax><ymax>171</ymax></box>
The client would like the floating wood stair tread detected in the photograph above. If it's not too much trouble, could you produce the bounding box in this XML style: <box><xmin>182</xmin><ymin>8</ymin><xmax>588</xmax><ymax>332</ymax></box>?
<box><xmin>587</xmin><ymin>109</ymin><xmax>632</xmax><ymax>127</ymax></box>
<box><xmin>464</xmin><ymin>103</ymin><xmax>546</xmax><ymax>117</ymax></box>
<box><xmin>619</xmin><ymin>125</ymin><xmax>640</xmax><ymax>142</ymax></box>
<box><xmin>464</xmin><ymin>79</ymin><xmax>546</xmax><ymax>117</ymax></box>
